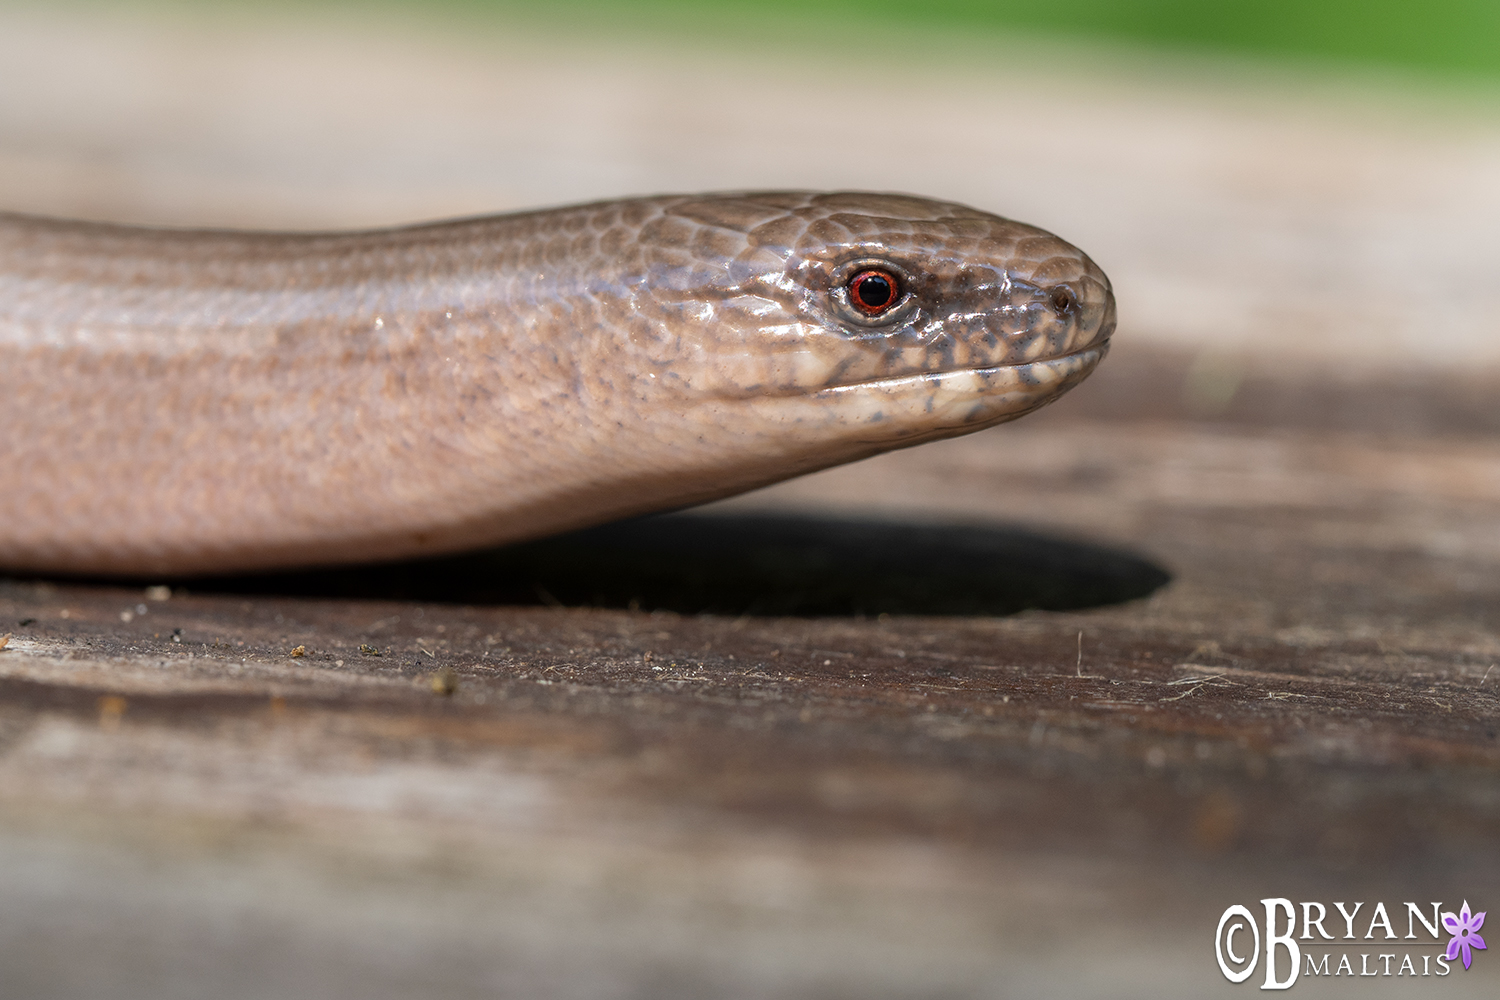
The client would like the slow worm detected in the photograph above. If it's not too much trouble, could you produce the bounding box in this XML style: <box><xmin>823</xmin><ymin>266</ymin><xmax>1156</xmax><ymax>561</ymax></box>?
<box><xmin>0</xmin><ymin>191</ymin><xmax>1114</xmax><ymax>575</ymax></box>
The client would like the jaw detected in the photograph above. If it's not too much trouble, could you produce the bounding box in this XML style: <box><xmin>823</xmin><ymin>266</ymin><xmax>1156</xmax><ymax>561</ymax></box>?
<box><xmin>804</xmin><ymin>342</ymin><xmax>1109</xmax><ymax>444</ymax></box>
<box><xmin>579</xmin><ymin>342</ymin><xmax>1110</xmax><ymax>535</ymax></box>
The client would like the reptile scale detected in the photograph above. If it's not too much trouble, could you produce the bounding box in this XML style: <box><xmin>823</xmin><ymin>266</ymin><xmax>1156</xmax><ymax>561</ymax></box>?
<box><xmin>0</xmin><ymin>191</ymin><xmax>1114</xmax><ymax>575</ymax></box>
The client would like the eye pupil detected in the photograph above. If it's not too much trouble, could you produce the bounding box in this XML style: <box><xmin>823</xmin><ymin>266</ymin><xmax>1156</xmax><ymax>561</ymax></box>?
<box><xmin>849</xmin><ymin>269</ymin><xmax>899</xmax><ymax>314</ymax></box>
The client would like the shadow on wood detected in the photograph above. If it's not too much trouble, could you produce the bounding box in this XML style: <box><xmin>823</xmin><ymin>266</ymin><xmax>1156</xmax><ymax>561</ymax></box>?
<box><xmin>183</xmin><ymin>513</ymin><xmax>1173</xmax><ymax>617</ymax></box>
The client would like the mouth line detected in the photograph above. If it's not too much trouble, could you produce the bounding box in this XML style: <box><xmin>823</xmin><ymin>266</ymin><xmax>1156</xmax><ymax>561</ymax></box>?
<box><xmin>818</xmin><ymin>341</ymin><xmax>1109</xmax><ymax>396</ymax></box>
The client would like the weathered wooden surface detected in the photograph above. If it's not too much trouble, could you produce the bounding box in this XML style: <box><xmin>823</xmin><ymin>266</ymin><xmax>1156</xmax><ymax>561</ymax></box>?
<box><xmin>2</xmin><ymin>7</ymin><xmax>1499</xmax><ymax>998</ymax></box>
<box><xmin>3</xmin><ymin>338</ymin><xmax>1498</xmax><ymax>997</ymax></box>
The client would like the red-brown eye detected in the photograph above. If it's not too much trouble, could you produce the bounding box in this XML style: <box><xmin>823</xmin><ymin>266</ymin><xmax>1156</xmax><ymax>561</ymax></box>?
<box><xmin>848</xmin><ymin>269</ymin><xmax>901</xmax><ymax>315</ymax></box>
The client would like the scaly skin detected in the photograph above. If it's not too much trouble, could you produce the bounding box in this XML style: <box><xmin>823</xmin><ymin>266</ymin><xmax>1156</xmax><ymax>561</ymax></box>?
<box><xmin>0</xmin><ymin>191</ymin><xmax>1114</xmax><ymax>575</ymax></box>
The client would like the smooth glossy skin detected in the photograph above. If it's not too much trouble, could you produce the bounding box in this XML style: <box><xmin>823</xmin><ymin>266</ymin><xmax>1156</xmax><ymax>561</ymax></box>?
<box><xmin>0</xmin><ymin>192</ymin><xmax>1114</xmax><ymax>575</ymax></box>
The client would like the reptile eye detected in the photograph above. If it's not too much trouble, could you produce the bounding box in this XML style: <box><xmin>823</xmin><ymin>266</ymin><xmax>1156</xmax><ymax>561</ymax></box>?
<box><xmin>848</xmin><ymin>269</ymin><xmax>901</xmax><ymax>315</ymax></box>
<box><xmin>1050</xmin><ymin>286</ymin><xmax>1076</xmax><ymax>314</ymax></box>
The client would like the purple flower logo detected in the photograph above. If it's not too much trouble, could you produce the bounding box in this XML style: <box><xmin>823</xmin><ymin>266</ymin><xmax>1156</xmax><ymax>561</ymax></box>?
<box><xmin>1442</xmin><ymin>901</ymin><xmax>1487</xmax><ymax>970</ymax></box>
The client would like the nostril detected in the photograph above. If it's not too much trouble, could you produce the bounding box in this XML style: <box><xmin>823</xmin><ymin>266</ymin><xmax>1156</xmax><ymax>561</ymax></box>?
<box><xmin>1049</xmin><ymin>286</ymin><xmax>1076</xmax><ymax>314</ymax></box>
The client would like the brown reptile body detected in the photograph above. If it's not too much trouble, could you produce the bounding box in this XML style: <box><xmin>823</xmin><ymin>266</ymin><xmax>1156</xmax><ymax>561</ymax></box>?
<box><xmin>0</xmin><ymin>191</ymin><xmax>1114</xmax><ymax>575</ymax></box>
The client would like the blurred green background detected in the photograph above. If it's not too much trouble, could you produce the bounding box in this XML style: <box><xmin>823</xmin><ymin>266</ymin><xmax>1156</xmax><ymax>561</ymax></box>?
<box><xmin>420</xmin><ymin>0</ymin><xmax>1499</xmax><ymax>78</ymax></box>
